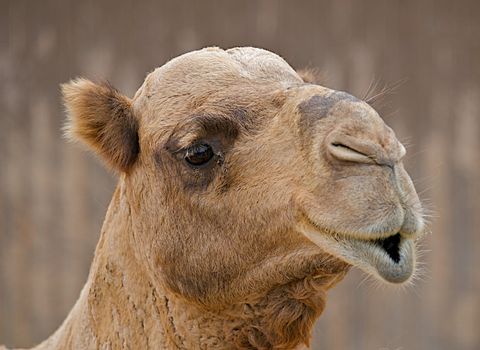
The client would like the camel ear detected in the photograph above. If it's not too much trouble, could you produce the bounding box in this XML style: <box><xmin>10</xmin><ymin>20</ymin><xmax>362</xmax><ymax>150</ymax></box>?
<box><xmin>296</xmin><ymin>68</ymin><xmax>321</xmax><ymax>84</ymax></box>
<box><xmin>62</xmin><ymin>78</ymin><xmax>139</xmax><ymax>172</ymax></box>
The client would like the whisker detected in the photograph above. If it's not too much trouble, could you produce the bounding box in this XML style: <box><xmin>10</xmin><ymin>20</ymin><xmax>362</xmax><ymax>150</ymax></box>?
<box><xmin>362</xmin><ymin>76</ymin><xmax>380</xmax><ymax>101</ymax></box>
<box><xmin>364</xmin><ymin>78</ymin><xmax>408</xmax><ymax>107</ymax></box>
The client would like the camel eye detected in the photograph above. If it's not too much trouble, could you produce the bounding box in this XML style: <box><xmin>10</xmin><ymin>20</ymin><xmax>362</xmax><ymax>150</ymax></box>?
<box><xmin>185</xmin><ymin>143</ymin><xmax>214</xmax><ymax>166</ymax></box>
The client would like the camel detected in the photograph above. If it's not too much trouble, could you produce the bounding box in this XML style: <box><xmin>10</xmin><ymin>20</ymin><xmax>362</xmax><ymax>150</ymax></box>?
<box><xmin>3</xmin><ymin>47</ymin><xmax>424</xmax><ymax>350</ymax></box>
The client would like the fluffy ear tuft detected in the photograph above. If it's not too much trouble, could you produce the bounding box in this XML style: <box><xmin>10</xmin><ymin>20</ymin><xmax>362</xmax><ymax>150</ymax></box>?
<box><xmin>296</xmin><ymin>68</ymin><xmax>322</xmax><ymax>84</ymax></box>
<box><xmin>62</xmin><ymin>78</ymin><xmax>139</xmax><ymax>172</ymax></box>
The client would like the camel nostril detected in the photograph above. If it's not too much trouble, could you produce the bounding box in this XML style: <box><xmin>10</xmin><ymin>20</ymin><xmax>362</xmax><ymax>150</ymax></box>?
<box><xmin>331</xmin><ymin>142</ymin><xmax>368</xmax><ymax>156</ymax></box>
<box><xmin>327</xmin><ymin>141</ymin><xmax>375</xmax><ymax>164</ymax></box>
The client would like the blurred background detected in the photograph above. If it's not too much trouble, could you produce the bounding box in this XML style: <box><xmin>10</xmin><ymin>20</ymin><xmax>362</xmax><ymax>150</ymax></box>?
<box><xmin>1</xmin><ymin>0</ymin><xmax>479</xmax><ymax>349</ymax></box>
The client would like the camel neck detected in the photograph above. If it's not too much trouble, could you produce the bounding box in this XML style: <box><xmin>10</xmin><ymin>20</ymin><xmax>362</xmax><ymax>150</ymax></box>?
<box><xmin>31</xmin><ymin>185</ymin><xmax>174</xmax><ymax>349</ymax></box>
<box><xmin>32</xmin><ymin>184</ymin><xmax>349</xmax><ymax>350</ymax></box>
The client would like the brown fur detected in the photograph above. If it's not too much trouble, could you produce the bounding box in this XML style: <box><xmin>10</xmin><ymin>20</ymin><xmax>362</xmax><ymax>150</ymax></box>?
<box><xmin>62</xmin><ymin>79</ymin><xmax>139</xmax><ymax>172</ymax></box>
<box><xmin>5</xmin><ymin>47</ymin><xmax>424</xmax><ymax>350</ymax></box>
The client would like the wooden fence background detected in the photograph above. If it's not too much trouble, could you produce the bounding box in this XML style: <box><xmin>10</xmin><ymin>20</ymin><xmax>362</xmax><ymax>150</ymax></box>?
<box><xmin>1</xmin><ymin>0</ymin><xmax>479</xmax><ymax>349</ymax></box>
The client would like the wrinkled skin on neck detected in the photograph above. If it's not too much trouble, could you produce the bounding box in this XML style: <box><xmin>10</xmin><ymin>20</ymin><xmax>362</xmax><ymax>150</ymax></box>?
<box><xmin>11</xmin><ymin>47</ymin><xmax>423</xmax><ymax>350</ymax></box>
<box><xmin>30</xmin><ymin>182</ymin><xmax>348</xmax><ymax>350</ymax></box>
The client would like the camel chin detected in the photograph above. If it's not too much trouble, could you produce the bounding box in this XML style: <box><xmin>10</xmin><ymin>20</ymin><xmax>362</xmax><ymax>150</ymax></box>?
<box><xmin>298</xmin><ymin>219</ymin><xmax>417</xmax><ymax>284</ymax></box>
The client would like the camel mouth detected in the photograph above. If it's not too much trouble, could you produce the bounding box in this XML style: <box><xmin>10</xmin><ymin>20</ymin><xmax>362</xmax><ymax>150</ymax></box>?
<box><xmin>347</xmin><ymin>232</ymin><xmax>415</xmax><ymax>283</ymax></box>
<box><xmin>298</xmin><ymin>219</ymin><xmax>416</xmax><ymax>284</ymax></box>
<box><xmin>373</xmin><ymin>233</ymin><xmax>401</xmax><ymax>263</ymax></box>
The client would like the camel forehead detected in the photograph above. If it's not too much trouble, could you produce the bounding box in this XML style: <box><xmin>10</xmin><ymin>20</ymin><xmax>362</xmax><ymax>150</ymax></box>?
<box><xmin>139</xmin><ymin>47</ymin><xmax>303</xmax><ymax>98</ymax></box>
<box><xmin>134</xmin><ymin>48</ymin><xmax>386</xmax><ymax>141</ymax></box>
<box><xmin>225</xmin><ymin>47</ymin><xmax>301</xmax><ymax>81</ymax></box>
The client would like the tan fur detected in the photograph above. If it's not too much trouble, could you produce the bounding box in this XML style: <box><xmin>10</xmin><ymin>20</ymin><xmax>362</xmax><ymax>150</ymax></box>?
<box><xmin>4</xmin><ymin>47</ymin><xmax>424</xmax><ymax>350</ymax></box>
<box><xmin>62</xmin><ymin>79</ymin><xmax>139</xmax><ymax>172</ymax></box>
<box><xmin>296</xmin><ymin>68</ymin><xmax>322</xmax><ymax>84</ymax></box>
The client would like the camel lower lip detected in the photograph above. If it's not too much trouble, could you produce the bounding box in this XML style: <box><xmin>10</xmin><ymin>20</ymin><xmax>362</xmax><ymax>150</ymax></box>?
<box><xmin>299</xmin><ymin>220</ymin><xmax>416</xmax><ymax>284</ymax></box>
<box><xmin>347</xmin><ymin>234</ymin><xmax>415</xmax><ymax>283</ymax></box>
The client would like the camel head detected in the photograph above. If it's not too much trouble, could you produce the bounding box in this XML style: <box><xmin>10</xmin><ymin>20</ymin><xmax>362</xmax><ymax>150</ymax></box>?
<box><xmin>62</xmin><ymin>47</ymin><xmax>424</xmax><ymax>310</ymax></box>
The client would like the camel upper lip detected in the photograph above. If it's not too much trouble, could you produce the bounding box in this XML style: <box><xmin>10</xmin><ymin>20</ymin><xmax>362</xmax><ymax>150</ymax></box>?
<box><xmin>298</xmin><ymin>217</ymin><xmax>417</xmax><ymax>284</ymax></box>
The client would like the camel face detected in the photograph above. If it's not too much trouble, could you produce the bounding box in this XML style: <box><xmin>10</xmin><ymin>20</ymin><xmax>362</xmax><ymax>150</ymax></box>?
<box><xmin>64</xmin><ymin>47</ymin><xmax>424</xmax><ymax>306</ymax></box>
<box><xmin>293</xmin><ymin>89</ymin><xmax>423</xmax><ymax>283</ymax></box>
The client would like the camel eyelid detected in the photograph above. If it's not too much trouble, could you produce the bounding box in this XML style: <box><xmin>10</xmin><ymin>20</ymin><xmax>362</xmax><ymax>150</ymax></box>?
<box><xmin>193</xmin><ymin>115</ymin><xmax>240</xmax><ymax>139</ymax></box>
<box><xmin>166</xmin><ymin>115</ymin><xmax>240</xmax><ymax>153</ymax></box>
